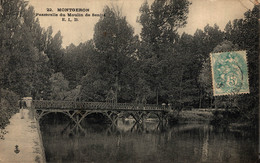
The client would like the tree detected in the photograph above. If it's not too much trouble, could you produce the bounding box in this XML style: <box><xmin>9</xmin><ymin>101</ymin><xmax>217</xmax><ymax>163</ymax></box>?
<box><xmin>0</xmin><ymin>0</ymin><xmax>37</xmax><ymax>96</ymax></box>
<box><xmin>44</xmin><ymin>29</ymin><xmax>64</xmax><ymax>72</ymax></box>
<box><xmin>236</xmin><ymin>6</ymin><xmax>258</xmax><ymax>127</ymax></box>
<box><xmin>62</xmin><ymin>41</ymin><xmax>95</xmax><ymax>88</ymax></box>
<box><xmin>31</xmin><ymin>51</ymin><xmax>52</xmax><ymax>100</ymax></box>
<box><xmin>49</xmin><ymin>72</ymin><xmax>69</xmax><ymax>100</ymax></box>
<box><xmin>0</xmin><ymin>0</ymin><xmax>53</xmax><ymax>126</ymax></box>
<box><xmin>198</xmin><ymin>40</ymin><xmax>239</xmax><ymax>108</ymax></box>
<box><xmin>138</xmin><ymin>0</ymin><xmax>191</xmax><ymax>104</ymax></box>
<box><xmin>199</xmin><ymin>5</ymin><xmax>259</xmax><ymax>128</ymax></box>
<box><xmin>0</xmin><ymin>0</ymin><xmax>52</xmax><ymax>99</ymax></box>
<box><xmin>80</xmin><ymin>6</ymin><xmax>138</xmax><ymax>102</ymax></box>
<box><xmin>220</xmin><ymin>6</ymin><xmax>258</xmax><ymax>127</ymax></box>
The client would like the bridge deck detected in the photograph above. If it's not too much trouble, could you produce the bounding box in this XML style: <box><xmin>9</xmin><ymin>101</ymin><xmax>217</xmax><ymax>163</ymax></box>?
<box><xmin>32</xmin><ymin>100</ymin><xmax>170</xmax><ymax>111</ymax></box>
<box><xmin>32</xmin><ymin>100</ymin><xmax>170</xmax><ymax>130</ymax></box>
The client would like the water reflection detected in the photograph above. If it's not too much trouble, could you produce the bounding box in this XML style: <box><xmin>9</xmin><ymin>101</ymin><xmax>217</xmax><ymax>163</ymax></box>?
<box><xmin>40</xmin><ymin>116</ymin><xmax>258</xmax><ymax>163</ymax></box>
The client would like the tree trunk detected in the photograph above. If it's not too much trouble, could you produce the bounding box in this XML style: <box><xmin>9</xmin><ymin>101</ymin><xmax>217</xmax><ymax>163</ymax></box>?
<box><xmin>199</xmin><ymin>89</ymin><xmax>202</xmax><ymax>109</ymax></box>
<box><xmin>115</xmin><ymin>75</ymin><xmax>118</xmax><ymax>103</ymax></box>
<box><xmin>179</xmin><ymin>66</ymin><xmax>184</xmax><ymax>107</ymax></box>
<box><xmin>214</xmin><ymin>96</ymin><xmax>217</xmax><ymax>109</ymax></box>
<box><xmin>156</xmin><ymin>87</ymin><xmax>158</xmax><ymax>105</ymax></box>
<box><xmin>210</xmin><ymin>96</ymin><xmax>213</xmax><ymax>109</ymax></box>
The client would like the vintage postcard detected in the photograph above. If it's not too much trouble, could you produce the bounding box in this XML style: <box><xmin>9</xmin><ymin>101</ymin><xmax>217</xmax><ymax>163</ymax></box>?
<box><xmin>0</xmin><ymin>0</ymin><xmax>259</xmax><ymax>162</ymax></box>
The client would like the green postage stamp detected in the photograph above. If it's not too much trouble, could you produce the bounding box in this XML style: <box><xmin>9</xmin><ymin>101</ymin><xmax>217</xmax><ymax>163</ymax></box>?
<box><xmin>210</xmin><ymin>51</ymin><xmax>249</xmax><ymax>96</ymax></box>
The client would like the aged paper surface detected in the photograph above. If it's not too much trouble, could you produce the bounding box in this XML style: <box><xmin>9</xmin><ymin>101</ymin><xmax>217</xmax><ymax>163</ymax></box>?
<box><xmin>0</xmin><ymin>0</ymin><xmax>259</xmax><ymax>162</ymax></box>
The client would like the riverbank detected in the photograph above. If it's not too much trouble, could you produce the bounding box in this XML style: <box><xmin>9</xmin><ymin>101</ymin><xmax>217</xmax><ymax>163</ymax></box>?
<box><xmin>0</xmin><ymin>109</ymin><xmax>46</xmax><ymax>163</ymax></box>
<box><xmin>176</xmin><ymin>109</ymin><xmax>257</xmax><ymax>132</ymax></box>
<box><xmin>177</xmin><ymin>109</ymin><xmax>213</xmax><ymax>123</ymax></box>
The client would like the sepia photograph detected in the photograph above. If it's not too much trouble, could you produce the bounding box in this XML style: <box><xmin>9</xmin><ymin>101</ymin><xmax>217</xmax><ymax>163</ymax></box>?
<box><xmin>0</xmin><ymin>0</ymin><xmax>259</xmax><ymax>162</ymax></box>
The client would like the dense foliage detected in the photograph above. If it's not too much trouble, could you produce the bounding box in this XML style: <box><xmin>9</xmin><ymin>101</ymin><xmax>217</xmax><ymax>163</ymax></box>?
<box><xmin>0</xmin><ymin>0</ymin><xmax>258</xmax><ymax>127</ymax></box>
<box><xmin>0</xmin><ymin>89</ymin><xmax>19</xmax><ymax>128</ymax></box>
<box><xmin>0</xmin><ymin>0</ymin><xmax>61</xmax><ymax>127</ymax></box>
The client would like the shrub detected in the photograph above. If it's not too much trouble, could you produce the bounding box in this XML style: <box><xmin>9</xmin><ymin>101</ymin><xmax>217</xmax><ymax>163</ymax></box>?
<box><xmin>0</xmin><ymin>89</ymin><xmax>19</xmax><ymax>129</ymax></box>
<box><xmin>210</xmin><ymin>109</ymin><xmax>242</xmax><ymax>128</ymax></box>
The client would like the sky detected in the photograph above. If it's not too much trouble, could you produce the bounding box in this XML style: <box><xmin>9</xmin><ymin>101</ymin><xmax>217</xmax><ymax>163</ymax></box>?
<box><xmin>29</xmin><ymin>0</ymin><xmax>255</xmax><ymax>48</ymax></box>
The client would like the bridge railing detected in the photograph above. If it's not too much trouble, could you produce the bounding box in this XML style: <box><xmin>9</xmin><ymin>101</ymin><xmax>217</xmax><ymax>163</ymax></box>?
<box><xmin>32</xmin><ymin>100</ymin><xmax>169</xmax><ymax>111</ymax></box>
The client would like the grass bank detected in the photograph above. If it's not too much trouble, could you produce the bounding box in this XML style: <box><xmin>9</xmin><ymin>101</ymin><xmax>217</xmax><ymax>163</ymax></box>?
<box><xmin>169</xmin><ymin>108</ymin><xmax>257</xmax><ymax>133</ymax></box>
<box><xmin>168</xmin><ymin>109</ymin><xmax>218</xmax><ymax>124</ymax></box>
<box><xmin>178</xmin><ymin>109</ymin><xmax>213</xmax><ymax>123</ymax></box>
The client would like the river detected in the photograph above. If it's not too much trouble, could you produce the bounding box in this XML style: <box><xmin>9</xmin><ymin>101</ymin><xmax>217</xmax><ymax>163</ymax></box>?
<box><xmin>40</xmin><ymin>113</ymin><xmax>258</xmax><ymax>163</ymax></box>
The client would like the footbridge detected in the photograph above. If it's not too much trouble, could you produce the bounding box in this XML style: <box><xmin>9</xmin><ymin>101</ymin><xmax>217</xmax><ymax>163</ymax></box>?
<box><xmin>32</xmin><ymin>100</ymin><xmax>171</xmax><ymax>127</ymax></box>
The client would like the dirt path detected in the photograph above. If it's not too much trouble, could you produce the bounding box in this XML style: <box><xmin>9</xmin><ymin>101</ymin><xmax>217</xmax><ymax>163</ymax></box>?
<box><xmin>0</xmin><ymin>109</ymin><xmax>45</xmax><ymax>163</ymax></box>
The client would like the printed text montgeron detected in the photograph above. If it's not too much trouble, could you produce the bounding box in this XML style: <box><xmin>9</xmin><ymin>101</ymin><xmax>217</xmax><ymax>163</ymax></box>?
<box><xmin>57</xmin><ymin>8</ymin><xmax>89</xmax><ymax>12</ymax></box>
